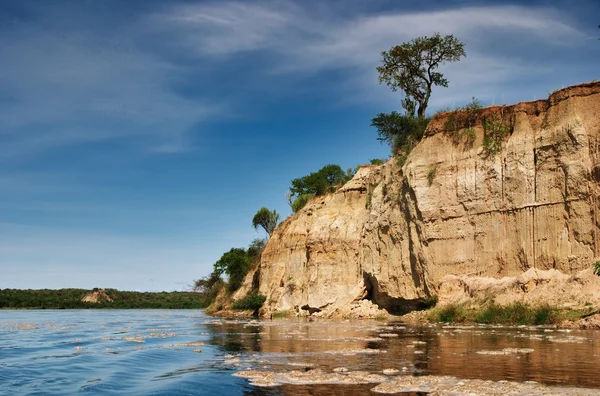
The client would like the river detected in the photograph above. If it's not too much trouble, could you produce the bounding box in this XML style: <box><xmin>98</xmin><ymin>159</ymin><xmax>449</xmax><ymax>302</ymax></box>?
<box><xmin>1</xmin><ymin>310</ymin><xmax>600</xmax><ymax>395</ymax></box>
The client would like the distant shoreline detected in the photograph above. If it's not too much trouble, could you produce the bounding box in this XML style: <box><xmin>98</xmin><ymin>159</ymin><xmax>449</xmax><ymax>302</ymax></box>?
<box><xmin>0</xmin><ymin>288</ymin><xmax>209</xmax><ymax>309</ymax></box>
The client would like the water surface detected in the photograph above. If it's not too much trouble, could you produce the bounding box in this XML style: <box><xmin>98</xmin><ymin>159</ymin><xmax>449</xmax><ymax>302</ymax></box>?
<box><xmin>2</xmin><ymin>310</ymin><xmax>600</xmax><ymax>395</ymax></box>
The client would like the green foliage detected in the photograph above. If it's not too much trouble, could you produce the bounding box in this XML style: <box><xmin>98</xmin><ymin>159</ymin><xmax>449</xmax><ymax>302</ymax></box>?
<box><xmin>289</xmin><ymin>164</ymin><xmax>350</xmax><ymax>213</ymax></box>
<box><xmin>369</xmin><ymin>158</ymin><xmax>386</xmax><ymax>165</ymax></box>
<box><xmin>231</xmin><ymin>290</ymin><xmax>267</xmax><ymax>311</ymax></box>
<box><xmin>420</xmin><ymin>295</ymin><xmax>438</xmax><ymax>309</ymax></box>
<box><xmin>252</xmin><ymin>207</ymin><xmax>280</xmax><ymax>237</ymax></box>
<box><xmin>192</xmin><ymin>272</ymin><xmax>224</xmax><ymax>302</ymax></box>
<box><xmin>482</xmin><ymin>111</ymin><xmax>513</xmax><ymax>156</ymax></box>
<box><xmin>475</xmin><ymin>303</ymin><xmax>558</xmax><ymax>325</ymax></box>
<box><xmin>272</xmin><ymin>309</ymin><xmax>294</xmax><ymax>318</ymax></box>
<box><xmin>291</xmin><ymin>193</ymin><xmax>315</xmax><ymax>213</ymax></box>
<box><xmin>213</xmin><ymin>248</ymin><xmax>251</xmax><ymax>293</ymax></box>
<box><xmin>290</xmin><ymin>164</ymin><xmax>348</xmax><ymax>198</ymax></box>
<box><xmin>247</xmin><ymin>238</ymin><xmax>266</xmax><ymax>262</ymax></box>
<box><xmin>210</xmin><ymin>239</ymin><xmax>266</xmax><ymax>297</ymax></box>
<box><xmin>396</xmin><ymin>151</ymin><xmax>409</xmax><ymax>169</ymax></box>
<box><xmin>426</xmin><ymin>164</ymin><xmax>437</xmax><ymax>186</ymax></box>
<box><xmin>365</xmin><ymin>182</ymin><xmax>379</xmax><ymax>209</ymax></box>
<box><xmin>429</xmin><ymin>302</ymin><xmax>560</xmax><ymax>325</ymax></box>
<box><xmin>443</xmin><ymin>97</ymin><xmax>482</xmax><ymax>144</ymax></box>
<box><xmin>371</xmin><ymin>111</ymin><xmax>430</xmax><ymax>155</ymax></box>
<box><xmin>0</xmin><ymin>288</ymin><xmax>210</xmax><ymax>309</ymax></box>
<box><xmin>593</xmin><ymin>261</ymin><xmax>600</xmax><ymax>276</ymax></box>
<box><xmin>431</xmin><ymin>304</ymin><xmax>467</xmax><ymax>323</ymax></box>
<box><xmin>377</xmin><ymin>33</ymin><xmax>466</xmax><ymax>118</ymax></box>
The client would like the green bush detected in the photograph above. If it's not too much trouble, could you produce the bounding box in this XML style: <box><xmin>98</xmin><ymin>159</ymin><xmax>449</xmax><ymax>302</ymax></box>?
<box><xmin>431</xmin><ymin>304</ymin><xmax>466</xmax><ymax>323</ymax></box>
<box><xmin>426</xmin><ymin>164</ymin><xmax>437</xmax><ymax>186</ymax></box>
<box><xmin>291</xmin><ymin>193</ymin><xmax>314</xmax><ymax>213</ymax></box>
<box><xmin>231</xmin><ymin>290</ymin><xmax>267</xmax><ymax>311</ymax></box>
<box><xmin>482</xmin><ymin>111</ymin><xmax>512</xmax><ymax>156</ymax></box>
<box><xmin>371</xmin><ymin>112</ymin><xmax>430</xmax><ymax>155</ymax></box>
<box><xmin>369</xmin><ymin>158</ymin><xmax>386</xmax><ymax>165</ymax></box>
<box><xmin>474</xmin><ymin>302</ymin><xmax>558</xmax><ymax>325</ymax></box>
<box><xmin>289</xmin><ymin>164</ymin><xmax>348</xmax><ymax>198</ymax></box>
<box><xmin>593</xmin><ymin>261</ymin><xmax>600</xmax><ymax>276</ymax></box>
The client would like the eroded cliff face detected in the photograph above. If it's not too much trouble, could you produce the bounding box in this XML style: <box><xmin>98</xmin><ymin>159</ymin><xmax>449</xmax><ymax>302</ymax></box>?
<box><xmin>247</xmin><ymin>82</ymin><xmax>600</xmax><ymax>317</ymax></box>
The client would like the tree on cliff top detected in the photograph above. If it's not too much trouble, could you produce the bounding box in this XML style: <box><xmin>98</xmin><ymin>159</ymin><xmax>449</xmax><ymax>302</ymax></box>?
<box><xmin>377</xmin><ymin>33</ymin><xmax>466</xmax><ymax>118</ymax></box>
<box><xmin>287</xmin><ymin>164</ymin><xmax>349</xmax><ymax>212</ymax></box>
<box><xmin>252</xmin><ymin>207</ymin><xmax>280</xmax><ymax>237</ymax></box>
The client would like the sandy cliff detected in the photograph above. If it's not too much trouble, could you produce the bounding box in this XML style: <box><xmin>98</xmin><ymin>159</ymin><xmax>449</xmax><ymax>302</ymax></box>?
<box><xmin>243</xmin><ymin>82</ymin><xmax>600</xmax><ymax>318</ymax></box>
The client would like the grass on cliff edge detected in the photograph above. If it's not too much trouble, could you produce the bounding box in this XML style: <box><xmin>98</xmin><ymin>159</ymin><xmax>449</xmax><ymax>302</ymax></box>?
<box><xmin>427</xmin><ymin>302</ymin><xmax>591</xmax><ymax>325</ymax></box>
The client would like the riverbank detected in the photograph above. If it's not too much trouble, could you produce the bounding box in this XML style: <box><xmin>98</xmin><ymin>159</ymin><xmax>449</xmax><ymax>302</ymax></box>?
<box><xmin>0</xmin><ymin>288</ymin><xmax>209</xmax><ymax>309</ymax></box>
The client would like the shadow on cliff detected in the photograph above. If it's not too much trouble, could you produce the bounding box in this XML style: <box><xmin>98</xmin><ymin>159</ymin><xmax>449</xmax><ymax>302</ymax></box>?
<box><xmin>363</xmin><ymin>272</ymin><xmax>436</xmax><ymax>315</ymax></box>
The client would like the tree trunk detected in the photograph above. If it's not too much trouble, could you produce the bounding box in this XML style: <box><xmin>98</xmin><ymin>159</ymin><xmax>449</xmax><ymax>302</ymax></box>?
<box><xmin>417</xmin><ymin>102</ymin><xmax>427</xmax><ymax>119</ymax></box>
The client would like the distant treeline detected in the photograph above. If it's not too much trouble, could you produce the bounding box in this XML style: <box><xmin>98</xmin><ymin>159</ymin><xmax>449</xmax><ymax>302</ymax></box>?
<box><xmin>0</xmin><ymin>288</ymin><xmax>210</xmax><ymax>309</ymax></box>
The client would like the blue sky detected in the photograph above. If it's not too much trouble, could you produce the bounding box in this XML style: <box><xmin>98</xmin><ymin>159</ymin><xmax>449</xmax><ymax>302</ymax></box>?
<box><xmin>1</xmin><ymin>0</ymin><xmax>598</xmax><ymax>291</ymax></box>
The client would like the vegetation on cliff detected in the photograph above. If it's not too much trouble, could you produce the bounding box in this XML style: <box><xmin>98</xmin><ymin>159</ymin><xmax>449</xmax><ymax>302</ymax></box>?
<box><xmin>377</xmin><ymin>33</ymin><xmax>466</xmax><ymax>118</ymax></box>
<box><xmin>194</xmin><ymin>33</ymin><xmax>469</xmax><ymax>316</ymax></box>
<box><xmin>287</xmin><ymin>164</ymin><xmax>352</xmax><ymax>212</ymax></box>
<box><xmin>373</xmin><ymin>33</ymin><xmax>465</xmax><ymax>163</ymax></box>
<box><xmin>252</xmin><ymin>207</ymin><xmax>280</xmax><ymax>238</ymax></box>
<box><xmin>193</xmin><ymin>237</ymin><xmax>267</xmax><ymax>312</ymax></box>
<box><xmin>427</xmin><ymin>301</ymin><xmax>598</xmax><ymax>326</ymax></box>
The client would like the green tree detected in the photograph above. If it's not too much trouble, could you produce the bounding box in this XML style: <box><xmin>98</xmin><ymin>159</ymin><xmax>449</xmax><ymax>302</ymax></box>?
<box><xmin>192</xmin><ymin>272</ymin><xmax>223</xmax><ymax>294</ymax></box>
<box><xmin>213</xmin><ymin>248</ymin><xmax>250</xmax><ymax>292</ymax></box>
<box><xmin>290</xmin><ymin>164</ymin><xmax>347</xmax><ymax>198</ymax></box>
<box><xmin>288</xmin><ymin>164</ymin><xmax>350</xmax><ymax>213</ymax></box>
<box><xmin>377</xmin><ymin>33</ymin><xmax>466</xmax><ymax>118</ymax></box>
<box><xmin>371</xmin><ymin>111</ymin><xmax>430</xmax><ymax>155</ymax></box>
<box><xmin>252</xmin><ymin>207</ymin><xmax>280</xmax><ymax>237</ymax></box>
<box><xmin>291</xmin><ymin>193</ymin><xmax>315</xmax><ymax>213</ymax></box>
<box><xmin>247</xmin><ymin>238</ymin><xmax>266</xmax><ymax>262</ymax></box>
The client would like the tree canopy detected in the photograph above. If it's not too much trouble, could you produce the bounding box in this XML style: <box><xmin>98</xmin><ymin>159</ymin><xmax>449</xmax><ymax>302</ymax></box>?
<box><xmin>213</xmin><ymin>248</ymin><xmax>250</xmax><ymax>292</ymax></box>
<box><xmin>288</xmin><ymin>164</ymin><xmax>350</xmax><ymax>212</ymax></box>
<box><xmin>377</xmin><ymin>33</ymin><xmax>466</xmax><ymax>118</ymax></box>
<box><xmin>290</xmin><ymin>164</ymin><xmax>347</xmax><ymax>198</ymax></box>
<box><xmin>252</xmin><ymin>207</ymin><xmax>280</xmax><ymax>237</ymax></box>
<box><xmin>371</xmin><ymin>111</ymin><xmax>430</xmax><ymax>154</ymax></box>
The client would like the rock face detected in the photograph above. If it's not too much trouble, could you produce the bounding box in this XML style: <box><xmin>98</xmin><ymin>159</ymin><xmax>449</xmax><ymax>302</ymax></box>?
<box><xmin>249</xmin><ymin>82</ymin><xmax>600</xmax><ymax>317</ymax></box>
<box><xmin>81</xmin><ymin>289</ymin><xmax>113</xmax><ymax>303</ymax></box>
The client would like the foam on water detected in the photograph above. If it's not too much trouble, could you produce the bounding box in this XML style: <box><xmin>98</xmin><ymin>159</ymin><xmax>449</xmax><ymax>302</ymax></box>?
<box><xmin>2</xmin><ymin>310</ymin><xmax>600</xmax><ymax>395</ymax></box>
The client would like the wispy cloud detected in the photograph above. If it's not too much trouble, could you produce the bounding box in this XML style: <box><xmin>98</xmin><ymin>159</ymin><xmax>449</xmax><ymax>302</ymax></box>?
<box><xmin>0</xmin><ymin>1</ymin><xmax>592</xmax><ymax>160</ymax></box>
<box><xmin>154</xmin><ymin>2</ymin><xmax>589</xmax><ymax>108</ymax></box>
<box><xmin>0</xmin><ymin>15</ymin><xmax>221</xmax><ymax>159</ymax></box>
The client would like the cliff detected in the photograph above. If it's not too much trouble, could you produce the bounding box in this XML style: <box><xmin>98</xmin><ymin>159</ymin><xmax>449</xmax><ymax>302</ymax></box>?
<box><xmin>240</xmin><ymin>81</ymin><xmax>600</xmax><ymax>318</ymax></box>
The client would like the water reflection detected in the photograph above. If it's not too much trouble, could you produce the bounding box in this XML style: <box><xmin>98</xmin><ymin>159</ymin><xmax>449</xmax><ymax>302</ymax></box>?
<box><xmin>2</xmin><ymin>311</ymin><xmax>600</xmax><ymax>395</ymax></box>
<box><xmin>206</xmin><ymin>318</ymin><xmax>600</xmax><ymax>390</ymax></box>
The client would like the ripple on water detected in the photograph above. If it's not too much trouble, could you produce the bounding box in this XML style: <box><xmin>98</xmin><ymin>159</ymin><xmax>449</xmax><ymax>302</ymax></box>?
<box><xmin>2</xmin><ymin>311</ymin><xmax>600</xmax><ymax>395</ymax></box>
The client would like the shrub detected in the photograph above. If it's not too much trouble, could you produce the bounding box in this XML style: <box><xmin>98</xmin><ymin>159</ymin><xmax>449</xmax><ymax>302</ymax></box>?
<box><xmin>291</xmin><ymin>193</ymin><xmax>314</xmax><ymax>213</ymax></box>
<box><xmin>231</xmin><ymin>290</ymin><xmax>267</xmax><ymax>311</ymax></box>
<box><xmin>252</xmin><ymin>208</ymin><xmax>279</xmax><ymax>237</ymax></box>
<box><xmin>426</xmin><ymin>164</ymin><xmax>437</xmax><ymax>186</ymax></box>
<box><xmin>370</xmin><ymin>158</ymin><xmax>386</xmax><ymax>165</ymax></box>
<box><xmin>593</xmin><ymin>261</ymin><xmax>600</xmax><ymax>276</ymax></box>
<box><xmin>475</xmin><ymin>302</ymin><xmax>558</xmax><ymax>325</ymax></box>
<box><xmin>482</xmin><ymin>111</ymin><xmax>513</xmax><ymax>156</ymax></box>
<box><xmin>430</xmin><ymin>303</ymin><xmax>466</xmax><ymax>323</ymax></box>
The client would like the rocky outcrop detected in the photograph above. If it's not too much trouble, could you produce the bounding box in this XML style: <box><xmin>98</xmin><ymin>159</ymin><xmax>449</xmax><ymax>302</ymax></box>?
<box><xmin>249</xmin><ymin>82</ymin><xmax>600</xmax><ymax>318</ymax></box>
<box><xmin>81</xmin><ymin>289</ymin><xmax>113</xmax><ymax>303</ymax></box>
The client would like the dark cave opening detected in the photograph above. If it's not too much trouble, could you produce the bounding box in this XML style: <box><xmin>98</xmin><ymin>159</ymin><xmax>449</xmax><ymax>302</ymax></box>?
<box><xmin>362</xmin><ymin>272</ymin><xmax>436</xmax><ymax>315</ymax></box>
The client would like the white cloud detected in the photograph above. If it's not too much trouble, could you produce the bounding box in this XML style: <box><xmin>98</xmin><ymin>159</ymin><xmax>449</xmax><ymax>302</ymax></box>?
<box><xmin>0</xmin><ymin>1</ymin><xmax>593</xmax><ymax>158</ymax></box>
<box><xmin>0</xmin><ymin>20</ymin><xmax>221</xmax><ymax>159</ymax></box>
<box><xmin>154</xmin><ymin>2</ymin><xmax>588</xmax><ymax>108</ymax></box>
